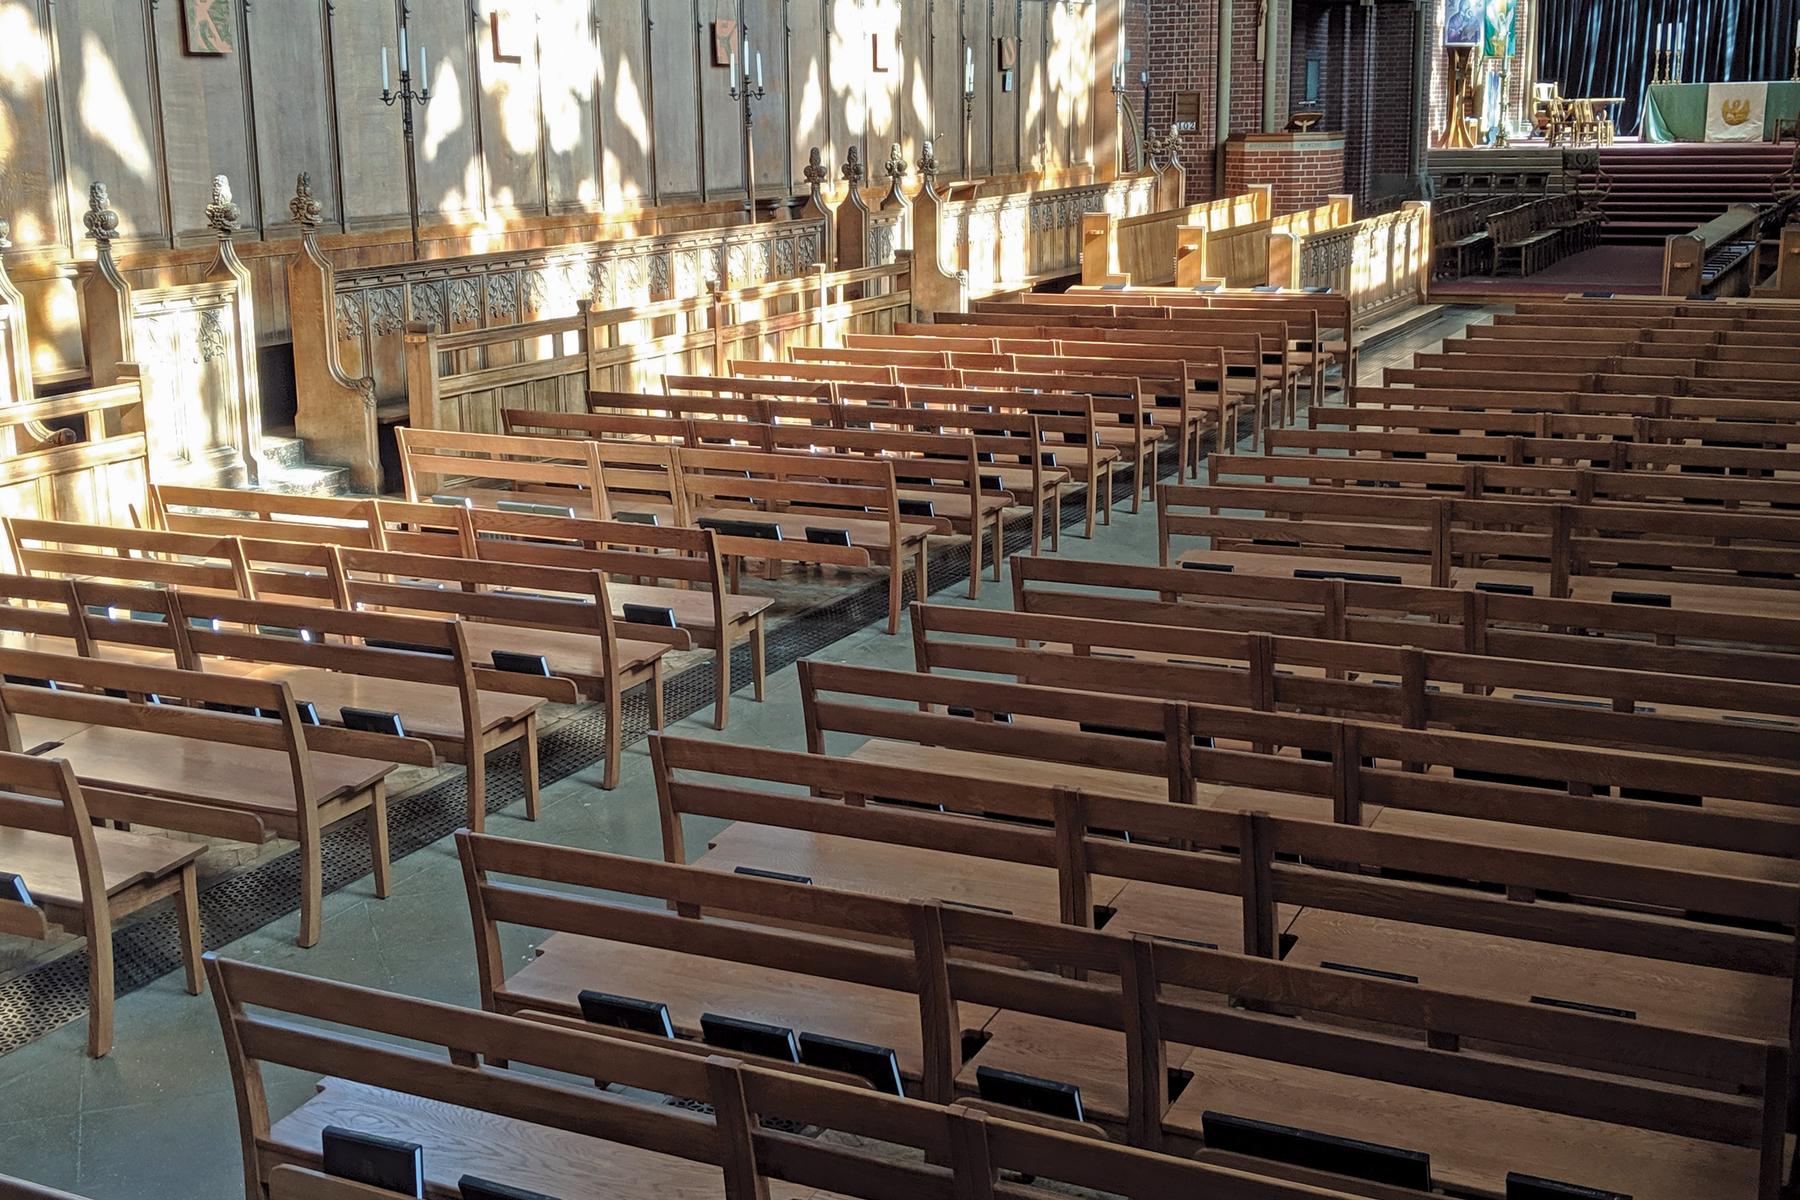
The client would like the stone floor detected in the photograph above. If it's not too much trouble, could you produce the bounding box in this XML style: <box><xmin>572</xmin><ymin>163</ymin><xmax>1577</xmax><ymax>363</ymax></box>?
<box><xmin>0</xmin><ymin>304</ymin><xmax>1487</xmax><ymax>1197</ymax></box>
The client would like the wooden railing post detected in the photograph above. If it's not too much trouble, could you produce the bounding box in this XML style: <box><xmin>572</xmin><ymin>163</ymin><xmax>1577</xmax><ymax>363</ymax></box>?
<box><xmin>402</xmin><ymin>324</ymin><xmax>442</xmax><ymax>432</ymax></box>
<box><xmin>1174</xmin><ymin>225</ymin><xmax>1211</xmax><ymax>286</ymax></box>
<box><xmin>835</xmin><ymin>146</ymin><xmax>872</xmax><ymax>271</ymax></box>
<box><xmin>1267</xmin><ymin>230</ymin><xmax>1301</xmax><ymax>288</ymax></box>
<box><xmin>1080</xmin><ymin>212</ymin><xmax>1122</xmax><ymax>284</ymax></box>
<box><xmin>794</xmin><ymin>147</ymin><xmax>835</xmax><ymax>268</ymax></box>
<box><xmin>287</xmin><ymin>173</ymin><xmax>382</xmax><ymax>493</ymax></box>
<box><xmin>75</xmin><ymin>184</ymin><xmax>131</xmax><ymax>389</ymax></box>
<box><xmin>907</xmin><ymin>142</ymin><xmax>968</xmax><ymax>320</ymax></box>
<box><xmin>202</xmin><ymin>175</ymin><xmax>264</xmax><ymax>485</ymax></box>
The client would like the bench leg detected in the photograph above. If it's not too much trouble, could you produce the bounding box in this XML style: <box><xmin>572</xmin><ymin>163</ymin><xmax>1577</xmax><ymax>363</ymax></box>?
<box><xmin>1129</xmin><ymin>449</ymin><xmax>1145</xmax><ymax>513</ymax></box>
<box><xmin>991</xmin><ymin>510</ymin><xmax>1004</xmax><ymax>581</ymax></box>
<box><xmin>521</xmin><ymin>711</ymin><xmax>541</xmax><ymax>821</ymax></box>
<box><xmin>1050</xmin><ymin>488</ymin><xmax>1062</xmax><ymax>553</ymax></box>
<box><xmin>87</xmin><ymin>912</ymin><xmax>115</xmax><ymax>1058</ymax></box>
<box><xmin>749</xmin><ymin>617</ymin><xmax>767</xmax><ymax>702</ymax></box>
<box><xmin>177</xmin><ymin>861</ymin><xmax>203</xmax><ymax>997</ymax></box>
<box><xmin>713</xmin><ymin>640</ymin><xmax>732</xmax><ymax>730</ymax></box>
<box><xmin>649</xmin><ymin>662</ymin><xmax>666</xmax><ymax>733</ymax></box>
<box><xmin>886</xmin><ymin>556</ymin><xmax>904</xmax><ymax>634</ymax></box>
<box><xmin>603</xmin><ymin>681</ymin><xmax>623</xmax><ymax>789</ymax></box>
<box><xmin>1029</xmin><ymin>488</ymin><xmax>1043</xmax><ymax>556</ymax></box>
<box><xmin>1100</xmin><ymin>463</ymin><xmax>1113</xmax><ymax>527</ymax></box>
<box><xmin>465</xmin><ymin>733</ymin><xmax>488</xmax><ymax>833</ymax></box>
<box><xmin>296</xmin><ymin>812</ymin><xmax>323</xmax><ymax>948</ymax></box>
<box><xmin>966</xmin><ymin>526</ymin><xmax>981</xmax><ymax>599</ymax></box>
<box><xmin>367</xmin><ymin>784</ymin><xmax>392</xmax><ymax>900</ymax></box>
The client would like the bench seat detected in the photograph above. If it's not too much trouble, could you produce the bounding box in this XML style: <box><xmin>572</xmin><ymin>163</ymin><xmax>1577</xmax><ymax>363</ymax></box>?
<box><xmin>454</xmin><ymin>624</ymin><xmax>668</xmax><ymax>692</ymax></box>
<box><xmin>233</xmin><ymin>664</ymin><xmax>542</xmax><ymax>741</ymax></box>
<box><xmin>848</xmin><ymin>739</ymin><xmax>1350</xmax><ymax>825</ymax></box>
<box><xmin>609</xmin><ymin>582</ymin><xmax>771</xmax><ymax>643</ymax></box>
<box><xmin>0</xmin><ymin>825</ymin><xmax>203</xmax><ymax>907</ymax></box>
<box><xmin>1162</xmin><ymin>1045</ymin><xmax>1774</xmax><ymax>1200</ymax></box>
<box><xmin>1102</xmin><ymin>879</ymin><xmax>1300</xmax><ymax>953</ymax></box>
<box><xmin>47</xmin><ymin>725</ymin><xmax>394</xmax><ymax>820</ymax></box>
<box><xmin>266</xmin><ymin>1078</ymin><xmax>831</xmax><ymax>1200</ymax></box>
<box><xmin>957</xmin><ymin>1012</ymin><xmax>1196</xmax><ymax>1125</ymax></box>
<box><xmin>498</xmin><ymin>931</ymin><xmax>999</xmax><ymax>1084</ymax></box>
<box><xmin>697</xmin><ymin>822</ymin><xmax>1128</xmax><ymax>925</ymax></box>
<box><xmin>1281</xmin><ymin>906</ymin><xmax>1791</xmax><ymax>1043</ymax></box>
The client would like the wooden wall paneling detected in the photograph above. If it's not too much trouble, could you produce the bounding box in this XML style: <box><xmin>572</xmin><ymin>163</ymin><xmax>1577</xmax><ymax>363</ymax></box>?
<box><xmin>697</xmin><ymin>0</ymin><xmax>745</xmax><ymax>202</ymax></box>
<box><xmin>247</xmin><ymin>1</ymin><xmax>338</xmax><ymax>240</ymax></box>
<box><xmin>0</xmin><ymin>0</ymin><xmax>68</xmax><ymax>255</ymax></box>
<box><xmin>993</xmin><ymin>0</ymin><xmax>1022</xmax><ymax>173</ymax></box>
<box><xmin>826</xmin><ymin>0</ymin><xmax>864</xmax><ymax>172</ymax></box>
<box><xmin>1020</xmin><ymin>0</ymin><xmax>1045</xmax><ymax>169</ymax></box>
<box><xmin>48</xmin><ymin>0</ymin><xmax>169</xmax><ymax>244</ymax></box>
<box><xmin>899</xmin><ymin>0</ymin><xmax>930</xmax><ymax>167</ymax></box>
<box><xmin>648</xmin><ymin>0</ymin><xmax>703</xmax><ymax>199</ymax></box>
<box><xmin>966</xmin><ymin>0</ymin><xmax>991</xmax><ymax>176</ymax></box>
<box><xmin>474</xmin><ymin>2</ymin><xmax>549</xmax><ymax>217</ymax></box>
<box><xmin>855</xmin><ymin>0</ymin><xmax>894</xmax><ymax>167</ymax></box>
<box><xmin>540</xmin><ymin>0</ymin><xmax>602</xmax><ymax>213</ymax></box>
<box><xmin>1071</xmin><ymin>0</ymin><xmax>1095</xmax><ymax>165</ymax></box>
<box><xmin>929</xmin><ymin>0</ymin><xmax>961</xmax><ymax>174</ymax></box>
<box><xmin>745</xmin><ymin>0</ymin><xmax>790</xmax><ymax>190</ymax></box>
<box><xmin>787</xmin><ymin>0</ymin><xmax>831</xmax><ymax>189</ymax></box>
<box><xmin>594</xmin><ymin>0</ymin><xmax>654</xmax><ymax>209</ymax></box>
<box><xmin>409</xmin><ymin>3</ymin><xmax>485</xmax><ymax>225</ymax></box>
<box><xmin>150</xmin><ymin>0</ymin><xmax>255</xmax><ymax>242</ymax></box>
<box><xmin>329</xmin><ymin>1</ymin><xmax>408</xmax><ymax>231</ymax></box>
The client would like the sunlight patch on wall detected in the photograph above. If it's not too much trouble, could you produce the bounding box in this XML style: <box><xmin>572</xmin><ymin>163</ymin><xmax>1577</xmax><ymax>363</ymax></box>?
<box><xmin>79</xmin><ymin>32</ymin><xmax>153</xmax><ymax>180</ymax></box>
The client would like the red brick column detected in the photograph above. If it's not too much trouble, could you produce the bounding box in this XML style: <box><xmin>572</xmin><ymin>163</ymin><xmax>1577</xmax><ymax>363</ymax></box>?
<box><xmin>1221</xmin><ymin>131</ymin><xmax>1347</xmax><ymax>213</ymax></box>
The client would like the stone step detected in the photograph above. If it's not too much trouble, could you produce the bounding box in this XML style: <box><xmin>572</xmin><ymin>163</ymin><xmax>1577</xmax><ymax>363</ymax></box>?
<box><xmin>258</xmin><ymin>431</ymin><xmax>356</xmax><ymax>497</ymax></box>
<box><xmin>261</xmin><ymin>433</ymin><xmax>310</xmax><ymax>472</ymax></box>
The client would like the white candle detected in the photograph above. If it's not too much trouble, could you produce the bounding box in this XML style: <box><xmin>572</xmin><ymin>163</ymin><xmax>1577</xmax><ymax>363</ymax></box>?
<box><xmin>419</xmin><ymin>46</ymin><xmax>427</xmax><ymax>83</ymax></box>
<box><xmin>728</xmin><ymin>49</ymin><xmax>736</xmax><ymax>84</ymax></box>
<box><xmin>966</xmin><ymin>44</ymin><xmax>975</xmax><ymax>91</ymax></box>
<box><xmin>756</xmin><ymin>51</ymin><xmax>763</xmax><ymax>89</ymax></box>
<box><xmin>382</xmin><ymin>46</ymin><xmax>390</xmax><ymax>92</ymax></box>
<box><xmin>399</xmin><ymin>27</ymin><xmax>408</xmax><ymax>63</ymax></box>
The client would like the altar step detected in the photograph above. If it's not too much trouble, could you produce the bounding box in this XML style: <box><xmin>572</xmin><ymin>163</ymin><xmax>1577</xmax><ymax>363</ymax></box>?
<box><xmin>260</xmin><ymin>431</ymin><xmax>355</xmax><ymax>497</ymax></box>
<box><xmin>1598</xmin><ymin>144</ymin><xmax>1794</xmax><ymax>245</ymax></box>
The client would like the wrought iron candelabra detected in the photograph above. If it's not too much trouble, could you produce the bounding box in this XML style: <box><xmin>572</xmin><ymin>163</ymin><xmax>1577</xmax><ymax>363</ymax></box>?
<box><xmin>380</xmin><ymin>25</ymin><xmax>431</xmax><ymax>258</ymax></box>
<box><xmin>729</xmin><ymin>29</ymin><xmax>768</xmax><ymax>221</ymax></box>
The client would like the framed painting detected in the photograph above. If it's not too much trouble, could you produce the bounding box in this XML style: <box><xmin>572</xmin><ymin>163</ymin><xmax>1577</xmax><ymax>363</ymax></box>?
<box><xmin>182</xmin><ymin>0</ymin><xmax>234</xmax><ymax>55</ymax></box>
<box><xmin>1483</xmin><ymin>0</ymin><xmax>1518</xmax><ymax>57</ymax></box>
<box><xmin>1443</xmin><ymin>0</ymin><xmax>1482</xmax><ymax>48</ymax></box>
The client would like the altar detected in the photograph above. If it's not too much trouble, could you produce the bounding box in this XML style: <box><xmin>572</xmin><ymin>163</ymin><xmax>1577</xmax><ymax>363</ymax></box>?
<box><xmin>1642</xmin><ymin>81</ymin><xmax>1800</xmax><ymax>142</ymax></box>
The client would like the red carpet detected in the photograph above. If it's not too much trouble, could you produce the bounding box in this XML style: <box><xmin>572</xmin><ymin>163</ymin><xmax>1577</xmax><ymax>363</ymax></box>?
<box><xmin>1430</xmin><ymin>244</ymin><xmax>1664</xmax><ymax>298</ymax></box>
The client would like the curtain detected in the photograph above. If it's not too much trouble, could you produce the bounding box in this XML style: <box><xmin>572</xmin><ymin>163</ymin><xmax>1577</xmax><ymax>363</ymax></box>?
<box><xmin>1535</xmin><ymin>0</ymin><xmax>1799</xmax><ymax>133</ymax></box>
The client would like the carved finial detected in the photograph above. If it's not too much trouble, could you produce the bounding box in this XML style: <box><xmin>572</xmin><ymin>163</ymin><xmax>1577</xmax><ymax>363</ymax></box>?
<box><xmin>803</xmin><ymin>146</ymin><xmax>829</xmax><ymax>188</ymax></box>
<box><xmin>917</xmin><ymin>140</ymin><xmax>939</xmax><ymax>180</ymax></box>
<box><xmin>206</xmin><ymin>175</ymin><xmax>241</xmax><ymax>239</ymax></box>
<box><xmin>842</xmin><ymin>145</ymin><xmax>865</xmax><ymax>187</ymax></box>
<box><xmin>290</xmin><ymin>172</ymin><xmax>322</xmax><ymax>230</ymax></box>
<box><xmin>885</xmin><ymin>142</ymin><xmax>908</xmax><ymax>181</ymax></box>
<box><xmin>85</xmin><ymin>183</ymin><xmax>120</xmax><ymax>246</ymax></box>
<box><xmin>0</xmin><ymin>220</ymin><xmax>10</xmax><ymax>253</ymax></box>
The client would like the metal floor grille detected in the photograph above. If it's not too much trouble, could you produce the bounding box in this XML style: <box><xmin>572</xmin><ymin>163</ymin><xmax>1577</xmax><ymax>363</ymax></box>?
<box><xmin>0</xmin><ymin>416</ymin><xmax>1243</xmax><ymax>1056</ymax></box>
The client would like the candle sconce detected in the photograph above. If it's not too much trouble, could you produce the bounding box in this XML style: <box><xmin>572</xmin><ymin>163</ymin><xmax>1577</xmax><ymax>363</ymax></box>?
<box><xmin>380</xmin><ymin>21</ymin><xmax>431</xmax><ymax>258</ymax></box>
<box><xmin>728</xmin><ymin>29</ymin><xmax>768</xmax><ymax>221</ymax></box>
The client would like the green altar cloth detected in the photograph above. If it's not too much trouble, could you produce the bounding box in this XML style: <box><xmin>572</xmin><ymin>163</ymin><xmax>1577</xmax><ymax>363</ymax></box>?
<box><xmin>1642</xmin><ymin>81</ymin><xmax>1800</xmax><ymax>142</ymax></box>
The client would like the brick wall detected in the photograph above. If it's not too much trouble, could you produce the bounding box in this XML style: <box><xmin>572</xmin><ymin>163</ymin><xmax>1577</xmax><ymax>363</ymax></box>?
<box><xmin>1132</xmin><ymin>0</ymin><xmax>1220</xmax><ymax>202</ymax></box>
<box><xmin>1224</xmin><ymin>135</ymin><xmax>1347</xmax><ymax>212</ymax></box>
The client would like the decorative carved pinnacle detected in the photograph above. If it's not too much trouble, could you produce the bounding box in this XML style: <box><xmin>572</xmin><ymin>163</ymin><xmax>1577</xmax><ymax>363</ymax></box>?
<box><xmin>803</xmin><ymin>147</ymin><xmax>829</xmax><ymax>188</ymax></box>
<box><xmin>290</xmin><ymin>173</ymin><xmax>322</xmax><ymax>229</ymax></box>
<box><xmin>0</xmin><ymin>220</ymin><xmax>10</xmax><ymax>252</ymax></box>
<box><xmin>84</xmin><ymin>184</ymin><xmax>120</xmax><ymax>246</ymax></box>
<box><xmin>842</xmin><ymin>145</ymin><xmax>865</xmax><ymax>187</ymax></box>
<box><xmin>884</xmin><ymin>142</ymin><xmax>909</xmax><ymax>181</ymax></box>
<box><xmin>206</xmin><ymin>175</ymin><xmax>242</xmax><ymax>239</ymax></box>
<box><xmin>917</xmin><ymin>140</ymin><xmax>939</xmax><ymax>180</ymax></box>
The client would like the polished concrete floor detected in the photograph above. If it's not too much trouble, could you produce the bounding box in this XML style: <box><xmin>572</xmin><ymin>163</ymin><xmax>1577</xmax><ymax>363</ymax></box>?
<box><xmin>0</xmin><ymin>304</ymin><xmax>1484</xmax><ymax>1198</ymax></box>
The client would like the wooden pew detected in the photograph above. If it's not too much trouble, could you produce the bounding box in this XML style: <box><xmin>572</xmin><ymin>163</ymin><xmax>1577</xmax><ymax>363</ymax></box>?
<box><xmin>0</xmin><ymin>751</ymin><xmax>203</xmax><ymax>1057</ymax></box>
<box><xmin>1345</xmin><ymin>381</ymin><xmax>1800</xmax><ymax>425</ymax></box>
<box><xmin>907</xmin><ymin>599</ymin><xmax>1800</xmax><ymax>766</ymax></box>
<box><xmin>327</xmin><ymin>546</ymin><xmax>668</xmax><ymax>789</ymax></box>
<box><xmin>458</xmin><ymin>833</ymin><xmax>1792</xmax><ymax>1199</ymax></box>
<box><xmin>1665</xmin><ymin>205</ymin><xmax>1764</xmax><ymax>298</ymax></box>
<box><xmin>796</xmin><ymin>659</ymin><xmax>1800</xmax><ymax>869</ymax></box>
<box><xmin>0</xmin><ymin>577</ymin><xmax>555</xmax><ymax>831</ymax></box>
<box><xmin>1311</xmin><ymin>397</ymin><xmax>1800</xmax><ymax>449</ymax></box>
<box><xmin>209</xmin><ymin>953</ymin><xmax>1354</xmax><ymax>1200</ymax></box>
<box><xmin>1007</xmin><ymin>554</ymin><xmax>1800</xmax><ymax>682</ymax></box>
<box><xmin>1157</xmin><ymin>483</ymin><xmax>1800</xmax><ymax>616</ymax></box>
<box><xmin>0</xmin><ymin>649</ymin><xmax>409</xmax><ymax>947</ymax></box>
<box><xmin>651</xmin><ymin>734</ymin><xmax>1800</xmax><ymax>1048</ymax></box>
<box><xmin>151</xmin><ymin>487</ymin><xmax>772</xmax><ymax>730</ymax></box>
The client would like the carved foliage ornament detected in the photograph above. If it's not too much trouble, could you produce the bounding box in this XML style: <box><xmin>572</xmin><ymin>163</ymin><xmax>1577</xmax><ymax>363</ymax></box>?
<box><xmin>206</xmin><ymin>175</ymin><xmax>241</xmax><ymax>240</ymax></box>
<box><xmin>885</xmin><ymin>143</ymin><xmax>908</xmax><ymax>181</ymax></box>
<box><xmin>85</xmin><ymin>184</ymin><xmax>120</xmax><ymax>246</ymax></box>
<box><xmin>916</xmin><ymin>141</ymin><xmax>939</xmax><ymax>180</ymax></box>
<box><xmin>290</xmin><ymin>173</ymin><xmax>322</xmax><ymax>229</ymax></box>
<box><xmin>0</xmin><ymin>219</ymin><xmax>10</xmax><ymax>251</ymax></box>
<box><xmin>197</xmin><ymin>308</ymin><xmax>228</xmax><ymax>363</ymax></box>
<box><xmin>803</xmin><ymin>146</ymin><xmax>829</xmax><ymax>188</ymax></box>
<box><xmin>842</xmin><ymin>145</ymin><xmax>866</xmax><ymax>187</ymax></box>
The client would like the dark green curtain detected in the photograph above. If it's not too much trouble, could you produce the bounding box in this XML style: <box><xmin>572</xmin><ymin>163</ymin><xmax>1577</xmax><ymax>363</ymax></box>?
<box><xmin>1535</xmin><ymin>0</ymin><xmax>1799</xmax><ymax>133</ymax></box>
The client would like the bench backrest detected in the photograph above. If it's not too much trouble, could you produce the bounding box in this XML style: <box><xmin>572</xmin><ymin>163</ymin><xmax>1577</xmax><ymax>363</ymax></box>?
<box><xmin>0</xmin><ymin>754</ymin><xmax>99</xmax><ymax>946</ymax></box>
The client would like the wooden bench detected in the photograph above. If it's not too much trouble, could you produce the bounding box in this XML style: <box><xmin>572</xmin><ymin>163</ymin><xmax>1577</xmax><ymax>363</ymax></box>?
<box><xmin>906</xmin><ymin>599</ymin><xmax>1800</xmax><ymax>767</ymax></box>
<box><xmin>0</xmin><ymin>751</ymin><xmax>202</xmax><ymax>1057</ymax></box>
<box><xmin>796</xmin><ymin>659</ymin><xmax>1800</xmax><ymax>870</ymax></box>
<box><xmin>651</xmin><ymin>733</ymin><xmax>1800</xmax><ymax>1049</ymax></box>
<box><xmin>152</xmin><ymin>487</ymin><xmax>772</xmax><ymax>730</ymax></box>
<box><xmin>328</xmin><ymin>546</ymin><xmax>669</xmax><ymax>789</ymax></box>
<box><xmin>208</xmin><ymin>953</ymin><xmax>1351</xmax><ymax>1200</ymax></box>
<box><xmin>0</xmin><ymin>649</ymin><xmax>408</xmax><ymax>947</ymax></box>
<box><xmin>458</xmin><ymin>832</ymin><xmax>1792</xmax><ymax>1199</ymax></box>
<box><xmin>1312</xmin><ymin>396</ymin><xmax>1800</xmax><ymax>449</ymax></box>
<box><xmin>1666</xmin><ymin>205</ymin><xmax>1765</xmax><ymax>298</ymax></box>
<box><xmin>1007</xmin><ymin>553</ymin><xmax>1800</xmax><ymax>682</ymax></box>
<box><xmin>1157</xmin><ymin>482</ymin><xmax>1800</xmax><ymax>616</ymax></box>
